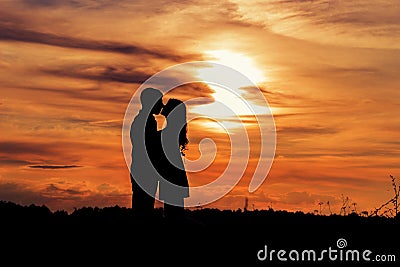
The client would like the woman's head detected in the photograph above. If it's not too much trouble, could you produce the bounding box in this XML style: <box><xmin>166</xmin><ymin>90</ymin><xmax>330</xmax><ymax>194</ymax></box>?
<box><xmin>161</xmin><ymin>98</ymin><xmax>189</xmax><ymax>155</ymax></box>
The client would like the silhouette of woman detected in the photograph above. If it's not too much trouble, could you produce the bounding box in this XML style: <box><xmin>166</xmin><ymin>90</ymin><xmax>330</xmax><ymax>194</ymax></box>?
<box><xmin>159</xmin><ymin>98</ymin><xmax>189</xmax><ymax>219</ymax></box>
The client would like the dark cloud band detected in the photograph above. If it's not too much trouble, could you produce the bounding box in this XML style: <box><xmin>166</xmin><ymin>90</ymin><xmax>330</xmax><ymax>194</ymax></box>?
<box><xmin>0</xmin><ymin>24</ymin><xmax>200</xmax><ymax>61</ymax></box>
<box><xmin>28</xmin><ymin>165</ymin><xmax>82</xmax><ymax>169</ymax></box>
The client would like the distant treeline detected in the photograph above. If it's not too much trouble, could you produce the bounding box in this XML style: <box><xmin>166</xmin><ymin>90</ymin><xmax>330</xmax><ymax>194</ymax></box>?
<box><xmin>1</xmin><ymin>199</ymin><xmax>399</xmax><ymax>230</ymax></box>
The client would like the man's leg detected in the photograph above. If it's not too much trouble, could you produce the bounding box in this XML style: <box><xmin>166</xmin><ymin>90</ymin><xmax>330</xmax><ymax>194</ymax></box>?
<box><xmin>164</xmin><ymin>198</ymin><xmax>184</xmax><ymax>220</ymax></box>
<box><xmin>131</xmin><ymin>174</ymin><xmax>147</xmax><ymax>215</ymax></box>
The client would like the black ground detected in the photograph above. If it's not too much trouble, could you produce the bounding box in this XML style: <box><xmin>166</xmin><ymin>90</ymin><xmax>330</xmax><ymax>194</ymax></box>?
<box><xmin>1</xmin><ymin>201</ymin><xmax>398</xmax><ymax>266</ymax></box>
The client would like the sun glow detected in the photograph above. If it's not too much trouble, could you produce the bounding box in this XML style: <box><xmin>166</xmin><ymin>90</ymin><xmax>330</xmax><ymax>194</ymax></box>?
<box><xmin>192</xmin><ymin>50</ymin><xmax>271</xmax><ymax>120</ymax></box>
<box><xmin>205</xmin><ymin>50</ymin><xmax>266</xmax><ymax>84</ymax></box>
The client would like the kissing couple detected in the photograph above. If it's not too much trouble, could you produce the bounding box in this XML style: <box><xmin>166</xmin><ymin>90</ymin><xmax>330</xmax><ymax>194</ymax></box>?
<box><xmin>129</xmin><ymin>87</ymin><xmax>189</xmax><ymax>220</ymax></box>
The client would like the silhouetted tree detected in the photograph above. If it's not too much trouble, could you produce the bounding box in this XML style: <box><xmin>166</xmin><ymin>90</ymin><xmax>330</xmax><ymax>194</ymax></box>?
<box><xmin>318</xmin><ymin>201</ymin><xmax>324</xmax><ymax>214</ymax></box>
<box><xmin>351</xmin><ymin>202</ymin><xmax>357</xmax><ymax>214</ymax></box>
<box><xmin>340</xmin><ymin>195</ymin><xmax>350</xmax><ymax>215</ymax></box>
<box><xmin>327</xmin><ymin>201</ymin><xmax>332</xmax><ymax>215</ymax></box>
<box><xmin>371</xmin><ymin>175</ymin><xmax>400</xmax><ymax>218</ymax></box>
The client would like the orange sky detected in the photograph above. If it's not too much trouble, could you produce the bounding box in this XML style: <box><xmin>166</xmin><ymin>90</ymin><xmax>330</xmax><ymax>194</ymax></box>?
<box><xmin>1</xmin><ymin>0</ymin><xmax>400</xmax><ymax>214</ymax></box>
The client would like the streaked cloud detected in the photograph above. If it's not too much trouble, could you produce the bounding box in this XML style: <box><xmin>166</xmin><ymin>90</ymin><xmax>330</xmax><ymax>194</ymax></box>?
<box><xmin>28</xmin><ymin>165</ymin><xmax>82</xmax><ymax>169</ymax></box>
<box><xmin>41</xmin><ymin>64</ymin><xmax>152</xmax><ymax>84</ymax></box>
<box><xmin>277</xmin><ymin>125</ymin><xmax>339</xmax><ymax>135</ymax></box>
<box><xmin>165</xmin><ymin>82</ymin><xmax>215</xmax><ymax>105</ymax></box>
<box><xmin>0</xmin><ymin>141</ymin><xmax>58</xmax><ymax>156</ymax></box>
<box><xmin>0</xmin><ymin>24</ymin><xmax>191</xmax><ymax>59</ymax></box>
<box><xmin>234</xmin><ymin>0</ymin><xmax>400</xmax><ymax>49</ymax></box>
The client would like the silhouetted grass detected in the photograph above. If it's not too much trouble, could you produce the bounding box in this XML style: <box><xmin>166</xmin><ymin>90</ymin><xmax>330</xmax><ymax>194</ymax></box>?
<box><xmin>1</xmin><ymin>200</ymin><xmax>398</xmax><ymax>266</ymax></box>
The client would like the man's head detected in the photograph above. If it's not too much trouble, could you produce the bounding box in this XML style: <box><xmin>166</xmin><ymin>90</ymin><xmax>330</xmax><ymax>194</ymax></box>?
<box><xmin>140</xmin><ymin>88</ymin><xmax>163</xmax><ymax>114</ymax></box>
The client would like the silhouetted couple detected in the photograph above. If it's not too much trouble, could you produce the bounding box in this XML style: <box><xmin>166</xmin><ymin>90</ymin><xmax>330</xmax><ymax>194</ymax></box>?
<box><xmin>130</xmin><ymin>87</ymin><xmax>189</xmax><ymax>220</ymax></box>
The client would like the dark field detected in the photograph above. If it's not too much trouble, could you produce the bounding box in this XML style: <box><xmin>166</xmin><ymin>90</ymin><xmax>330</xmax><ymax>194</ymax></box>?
<box><xmin>1</xmin><ymin>201</ymin><xmax>398</xmax><ymax>266</ymax></box>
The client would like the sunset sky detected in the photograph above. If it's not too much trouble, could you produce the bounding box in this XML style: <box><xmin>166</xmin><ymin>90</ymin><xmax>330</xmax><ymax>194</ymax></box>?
<box><xmin>1</xmin><ymin>0</ymin><xmax>400</xmax><ymax>214</ymax></box>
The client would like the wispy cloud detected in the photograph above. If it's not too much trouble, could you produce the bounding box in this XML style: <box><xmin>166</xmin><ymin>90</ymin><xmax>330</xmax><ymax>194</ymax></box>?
<box><xmin>277</xmin><ymin>125</ymin><xmax>339</xmax><ymax>135</ymax></box>
<box><xmin>44</xmin><ymin>183</ymin><xmax>89</xmax><ymax>196</ymax></box>
<box><xmin>41</xmin><ymin>64</ymin><xmax>152</xmax><ymax>84</ymax></box>
<box><xmin>234</xmin><ymin>0</ymin><xmax>400</xmax><ymax>49</ymax></box>
<box><xmin>165</xmin><ymin>82</ymin><xmax>215</xmax><ymax>106</ymax></box>
<box><xmin>0</xmin><ymin>181</ymin><xmax>130</xmax><ymax>212</ymax></box>
<box><xmin>0</xmin><ymin>157</ymin><xmax>32</xmax><ymax>166</ymax></box>
<box><xmin>28</xmin><ymin>165</ymin><xmax>82</xmax><ymax>169</ymax></box>
<box><xmin>0</xmin><ymin>141</ymin><xmax>103</xmax><ymax>168</ymax></box>
<box><xmin>0</xmin><ymin>141</ymin><xmax>57</xmax><ymax>156</ymax></box>
<box><xmin>280</xmin><ymin>191</ymin><xmax>337</xmax><ymax>205</ymax></box>
<box><xmin>0</xmin><ymin>24</ymin><xmax>201</xmax><ymax>61</ymax></box>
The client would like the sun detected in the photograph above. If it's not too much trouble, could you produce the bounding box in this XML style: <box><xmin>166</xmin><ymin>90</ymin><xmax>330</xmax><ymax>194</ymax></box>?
<box><xmin>192</xmin><ymin>49</ymin><xmax>270</xmax><ymax>118</ymax></box>
<box><xmin>204</xmin><ymin>49</ymin><xmax>266</xmax><ymax>84</ymax></box>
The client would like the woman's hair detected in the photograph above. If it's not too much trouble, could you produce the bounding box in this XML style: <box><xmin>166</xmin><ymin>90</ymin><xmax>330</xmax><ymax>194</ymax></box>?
<box><xmin>165</xmin><ymin>98</ymin><xmax>189</xmax><ymax>156</ymax></box>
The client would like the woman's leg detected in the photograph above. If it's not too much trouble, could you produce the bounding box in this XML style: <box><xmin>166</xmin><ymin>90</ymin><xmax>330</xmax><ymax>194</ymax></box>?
<box><xmin>164</xmin><ymin>198</ymin><xmax>185</xmax><ymax>219</ymax></box>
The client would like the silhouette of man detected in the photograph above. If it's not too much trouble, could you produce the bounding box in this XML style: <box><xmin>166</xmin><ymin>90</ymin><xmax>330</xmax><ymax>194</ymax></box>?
<box><xmin>130</xmin><ymin>88</ymin><xmax>163</xmax><ymax>217</ymax></box>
